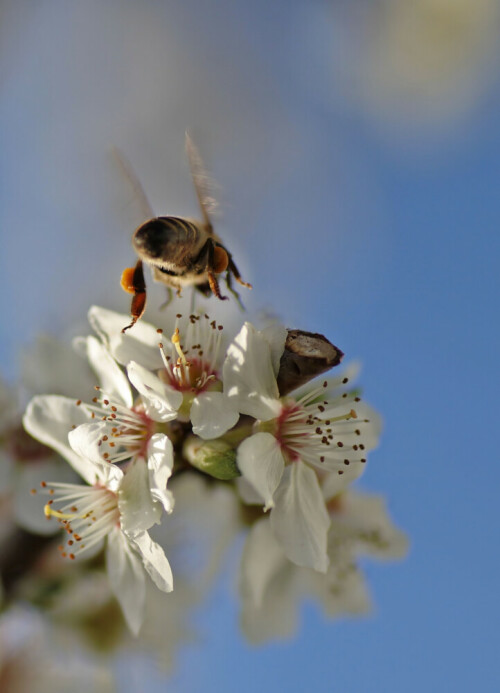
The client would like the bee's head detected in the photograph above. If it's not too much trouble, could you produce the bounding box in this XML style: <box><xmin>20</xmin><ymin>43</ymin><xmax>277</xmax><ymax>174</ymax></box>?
<box><xmin>132</xmin><ymin>218</ymin><xmax>180</xmax><ymax>261</ymax></box>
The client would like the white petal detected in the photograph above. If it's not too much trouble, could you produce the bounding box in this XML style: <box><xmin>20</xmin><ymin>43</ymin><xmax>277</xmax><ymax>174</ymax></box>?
<box><xmin>271</xmin><ymin>461</ymin><xmax>330</xmax><ymax>573</ymax></box>
<box><xmin>260</xmin><ymin>323</ymin><xmax>288</xmax><ymax>376</ymax></box>
<box><xmin>335</xmin><ymin>492</ymin><xmax>409</xmax><ymax>560</ymax></box>
<box><xmin>237</xmin><ymin>432</ymin><xmax>284</xmax><ymax>511</ymax></box>
<box><xmin>147</xmin><ymin>433</ymin><xmax>174</xmax><ymax>514</ymax></box>
<box><xmin>223</xmin><ymin>323</ymin><xmax>282</xmax><ymax>421</ymax></box>
<box><xmin>240</xmin><ymin>517</ymin><xmax>287</xmax><ymax>608</ymax></box>
<box><xmin>239</xmin><ymin>547</ymin><xmax>299</xmax><ymax>644</ymax></box>
<box><xmin>69</xmin><ymin>420</ymin><xmax>108</xmax><ymax>463</ymax></box>
<box><xmin>106</xmin><ymin>528</ymin><xmax>146</xmax><ymax>636</ymax></box>
<box><xmin>21</xmin><ymin>334</ymin><xmax>94</xmax><ymax>400</ymax></box>
<box><xmin>127</xmin><ymin>362</ymin><xmax>182</xmax><ymax>422</ymax></box>
<box><xmin>236</xmin><ymin>476</ymin><xmax>266</xmax><ymax>505</ymax></box>
<box><xmin>118</xmin><ymin>458</ymin><xmax>160</xmax><ymax>533</ymax></box>
<box><xmin>88</xmin><ymin>306</ymin><xmax>164</xmax><ymax>369</ymax></box>
<box><xmin>23</xmin><ymin>396</ymin><xmax>97</xmax><ymax>485</ymax></box>
<box><xmin>131</xmin><ymin>531</ymin><xmax>174</xmax><ymax>593</ymax></box>
<box><xmin>191</xmin><ymin>392</ymin><xmax>239</xmax><ymax>439</ymax></box>
<box><xmin>74</xmin><ymin>336</ymin><xmax>133</xmax><ymax>407</ymax></box>
<box><xmin>68</xmin><ymin>422</ymin><xmax>123</xmax><ymax>489</ymax></box>
<box><xmin>321</xmin><ymin>464</ymin><xmax>364</xmax><ymax>500</ymax></box>
<box><xmin>164</xmin><ymin>473</ymin><xmax>240</xmax><ymax>588</ymax></box>
<box><xmin>306</xmin><ymin>562</ymin><xmax>372</xmax><ymax>618</ymax></box>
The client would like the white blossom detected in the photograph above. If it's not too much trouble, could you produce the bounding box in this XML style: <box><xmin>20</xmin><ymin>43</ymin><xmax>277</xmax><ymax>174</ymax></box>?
<box><xmin>23</xmin><ymin>335</ymin><xmax>174</xmax><ymax>518</ymax></box>
<box><xmin>86</xmin><ymin>306</ymin><xmax>240</xmax><ymax>439</ymax></box>
<box><xmin>239</xmin><ymin>489</ymin><xmax>407</xmax><ymax>643</ymax></box>
<box><xmin>33</xmin><ymin>454</ymin><xmax>173</xmax><ymax>635</ymax></box>
<box><xmin>224</xmin><ymin>322</ymin><xmax>381</xmax><ymax>572</ymax></box>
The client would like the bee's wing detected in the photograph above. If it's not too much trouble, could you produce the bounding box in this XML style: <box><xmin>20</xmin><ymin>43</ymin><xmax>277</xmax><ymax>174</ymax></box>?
<box><xmin>185</xmin><ymin>131</ymin><xmax>219</xmax><ymax>233</ymax></box>
<box><xmin>111</xmin><ymin>146</ymin><xmax>155</xmax><ymax>221</ymax></box>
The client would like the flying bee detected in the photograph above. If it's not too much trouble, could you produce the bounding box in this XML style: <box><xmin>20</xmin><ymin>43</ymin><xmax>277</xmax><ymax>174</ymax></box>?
<box><xmin>117</xmin><ymin>133</ymin><xmax>252</xmax><ymax>333</ymax></box>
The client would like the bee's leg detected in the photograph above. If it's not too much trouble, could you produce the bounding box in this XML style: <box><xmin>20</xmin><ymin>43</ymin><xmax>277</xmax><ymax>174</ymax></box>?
<box><xmin>224</xmin><ymin>269</ymin><xmax>245</xmax><ymax>310</ymax></box>
<box><xmin>121</xmin><ymin>260</ymin><xmax>147</xmax><ymax>332</ymax></box>
<box><xmin>205</xmin><ymin>239</ymin><xmax>228</xmax><ymax>301</ymax></box>
<box><xmin>226</xmin><ymin>254</ymin><xmax>252</xmax><ymax>289</ymax></box>
<box><xmin>159</xmin><ymin>287</ymin><xmax>174</xmax><ymax>310</ymax></box>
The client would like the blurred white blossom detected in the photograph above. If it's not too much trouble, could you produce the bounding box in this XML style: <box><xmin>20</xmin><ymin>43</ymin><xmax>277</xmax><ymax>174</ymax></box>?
<box><xmin>239</xmin><ymin>489</ymin><xmax>408</xmax><ymax>643</ymax></box>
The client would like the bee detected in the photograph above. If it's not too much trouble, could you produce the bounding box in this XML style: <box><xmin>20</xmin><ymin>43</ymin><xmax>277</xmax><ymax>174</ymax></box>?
<box><xmin>117</xmin><ymin>133</ymin><xmax>252</xmax><ymax>333</ymax></box>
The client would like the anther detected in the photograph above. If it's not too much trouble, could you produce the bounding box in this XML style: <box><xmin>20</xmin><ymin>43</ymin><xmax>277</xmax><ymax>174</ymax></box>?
<box><xmin>172</xmin><ymin>327</ymin><xmax>189</xmax><ymax>366</ymax></box>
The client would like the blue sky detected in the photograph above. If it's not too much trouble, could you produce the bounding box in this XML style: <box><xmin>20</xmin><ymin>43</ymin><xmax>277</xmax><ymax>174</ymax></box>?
<box><xmin>1</xmin><ymin>2</ymin><xmax>499</xmax><ymax>691</ymax></box>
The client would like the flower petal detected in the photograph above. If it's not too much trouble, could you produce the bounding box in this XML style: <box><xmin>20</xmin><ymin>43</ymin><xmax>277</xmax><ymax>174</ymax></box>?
<box><xmin>88</xmin><ymin>306</ymin><xmax>163</xmax><ymax>370</ymax></box>
<box><xmin>332</xmin><ymin>492</ymin><xmax>409</xmax><ymax>560</ymax></box>
<box><xmin>306</xmin><ymin>561</ymin><xmax>372</xmax><ymax>618</ymax></box>
<box><xmin>131</xmin><ymin>531</ymin><xmax>174</xmax><ymax>593</ymax></box>
<box><xmin>21</xmin><ymin>334</ymin><xmax>94</xmax><ymax>400</ymax></box>
<box><xmin>23</xmin><ymin>396</ymin><xmax>97</xmax><ymax>485</ymax></box>
<box><xmin>106</xmin><ymin>528</ymin><xmax>146</xmax><ymax>636</ymax></box>
<box><xmin>68</xmin><ymin>422</ymin><xmax>123</xmax><ymax>488</ymax></box>
<box><xmin>320</xmin><ymin>464</ymin><xmax>364</xmax><ymax>499</ymax></box>
<box><xmin>147</xmin><ymin>433</ymin><xmax>174</xmax><ymax>514</ymax></box>
<box><xmin>68</xmin><ymin>420</ymin><xmax>109</xmax><ymax>463</ymax></box>
<box><xmin>260</xmin><ymin>323</ymin><xmax>288</xmax><ymax>376</ymax></box>
<box><xmin>73</xmin><ymin>336</ymin><xmax>133</xmax><ymax>408</ymax></box>
<box><xmin>127</xmin><ymin>362</ymin><xmax>182</xmax><ymax>422</ymax></box>
<box><xmin>237</xmin><ymin>432</ymin><xmax>284</xmax><ymax>511</ymax></box>
<box><xmin>119</xmin><ymin>457</ymin><xmax>161</xmax><ymax>533</ymax></box>
<box><xmin>191</xmin><ymin>392</ymin><xmax>239</xmax><ymax>440</ymax></box>
<box><xmin>223</xmin><ymin>323</ymin><xmax>282</xmax><ymax>421</ymax></box>
<box><xmin>240</xmin><ymin>517</ymin><xmax>288</xmax><ymax>609</ymax></box>
<box><xmin>270</xmin><ymin>461</ymin><xmax>330</xmax><ymax>572</ymax></box>
<box><xmin>236</xmin><ymin>476</ymin><xmax>266</xmax><ymax>505</ymax></box>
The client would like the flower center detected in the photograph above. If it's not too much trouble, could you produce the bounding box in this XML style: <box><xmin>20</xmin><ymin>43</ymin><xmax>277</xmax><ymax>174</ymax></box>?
<box><xmin>77</xmin><ymin>391</ymin><xmax>156</xmax><ymax>465</ymax></box>
<box><xmin>157</xmin><ymin>314</ymin><xmax>224</xmax><ymax>394</ymax></box>
<box><xmin>263</xmin><ymin>380</ymin><xmax>359</xmax><ymax>466</ymax></box>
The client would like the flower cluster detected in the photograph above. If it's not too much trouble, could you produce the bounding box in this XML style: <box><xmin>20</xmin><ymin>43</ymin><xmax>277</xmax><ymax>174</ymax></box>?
<box><xmin>20</xmin><ymin>305</ymin><xmax>404</xmax><ymax>638</ymax></box>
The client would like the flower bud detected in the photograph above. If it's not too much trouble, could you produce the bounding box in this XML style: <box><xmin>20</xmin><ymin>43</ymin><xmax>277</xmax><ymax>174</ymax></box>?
<box><xmin>183</xmin><ymin>436</ymin><xmax>240</xmax><ymax>480</ymax></box>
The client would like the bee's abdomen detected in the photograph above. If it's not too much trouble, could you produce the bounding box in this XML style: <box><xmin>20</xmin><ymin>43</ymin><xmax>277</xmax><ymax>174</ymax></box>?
<box><xmin>133</xmin><ymin>216</ymin><xmax>202</xmax><ymax>265</ymax></box>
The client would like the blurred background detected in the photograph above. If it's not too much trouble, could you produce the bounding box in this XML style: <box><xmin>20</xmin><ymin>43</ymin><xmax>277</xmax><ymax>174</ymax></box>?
<box><xmin>0</xmin><ymin>0</ymin><xmax>499</xmax><ymax>691</ymax></box>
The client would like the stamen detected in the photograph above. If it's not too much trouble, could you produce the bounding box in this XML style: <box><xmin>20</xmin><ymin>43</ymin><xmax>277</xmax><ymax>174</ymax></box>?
<box><xmin>172</xmin><ymin>327</ymin><xmax>189</xmax><ymax>366</ymax></box>
<box><xmin>44</xmin><ymin>504</ymin><xmax>88</xmax><ymax>521</ymax></box>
